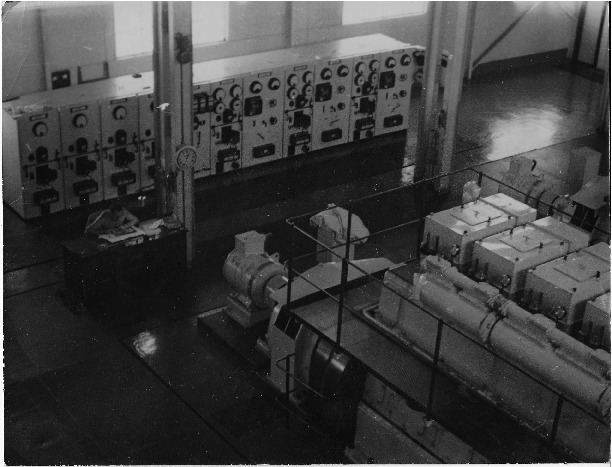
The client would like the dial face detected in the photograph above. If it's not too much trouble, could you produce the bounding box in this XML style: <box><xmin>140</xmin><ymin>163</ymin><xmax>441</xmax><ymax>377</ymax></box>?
<box><xmin>214</xmin><ymin>101</ymin><xmax>226</xmax><ymax>114</ymax></box>
<box><xmin>73</xmin><ymin>113</ymin><xmax>88</xmax><ymax>128</ymax></box>
<box><xmin>268</xmin><ymin>77</ymin><xmax>281</xmax><ymax>90</ymax></box>
<box><xmin>369</xmin><ymin>59</ymin><xmax>379</xmax><ymax>71</ymax></box>
<box><xmin>337</xmin><ymin>65</ymin><xmax>349</xmax><ymax>77</ymax></box>
<box><xmin>320</xmin><ymin>68</ymin><xmax>332</xmax><ymax>80</ymax></box>
<box><xmin>401</xmin><ymin>54</ymin><xmax>411</xmax><ymax>66</ymax></box>
<box><xmin>230</xmin><ymin>84</ymin><xmax>242</xmax><ymax>98</ymax></box>
<box><xmin>33</xmin><ymin>122</ymin><xmax>48</xmax><ymax>137</ymax></box>
<box><xmin>354</xmin><ymin>74</ymin><xmax>366</xmax><ymax>87</ymax></box>
<box><xmin>303</xmin><ymin>71</ymin><xmax>313</xmax><ymax>84</ymax></box>
<box><xmin>250</xmin><ymin>81</ymin><xmax>262</xmax><ymax>94</ymax></box>
<box><xmin>369</xmin><ymin>72</ymin><xmax>379</xmax><ymax>86</ymax></box>
<box><xmin>230</xmin><ymin>98</ymin><xmax>242</xmax><ymax>112</ymax></box>
<box><xmin>287</xmin><ymin>87</ymin><xmax>298</xmax><ymax>100</ymax></box>
<box><xmin>113</xmin><ymin>106</ymin><xmax>127</xmax><ymax>120</ymax></box>
<box><xmin>175</xmin><ymin>146</ymin><xmax>197</xmax><ymax>170</ymax></box>
<box><xmin>213</xmin><ymin>88</ymin><xmax>226</xmax><ymax>101</ymax></box>
<box><xmin>355</xmin><ymin>62</ymin><xmax>366</xmax><ymax>74</ymax></box>
<box><xmin>287</xmin><ymin>74</ymin><xmax>298</xmax><ymax>87</ymax></box>
<box><xmin>385</xmin><ymin>57</ymin><xmax>397</xmax><ymax>68</ymax></box>
<box><xmin>302</xmin><ymin>84</ymin><xmax>313</xmax><ymax>98</ymax></box>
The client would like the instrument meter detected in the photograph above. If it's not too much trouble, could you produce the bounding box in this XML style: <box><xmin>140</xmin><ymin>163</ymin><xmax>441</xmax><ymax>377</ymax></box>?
<box><xmin>33</xmin><ymin>122</ymin><xmax>48</xmax><ymax>136</ymax></box>
<box><xmin>174</xmin><ymin>145</ymin><xmax>198</xmax><ymax>171</ymax></box>
<box><xmin>268</xmin><ymin>78</ymin><xmax>281</xmax><ymax>90</ymax></box>
<box><xmin>73</xmin><ymin>114</ymin><xmax>88</xmax><ymax>128</ymax></box>
<box><xmin>113</xmin><ymin>106</ymin><xmax>127</xmax><ymax>120</ymax></box>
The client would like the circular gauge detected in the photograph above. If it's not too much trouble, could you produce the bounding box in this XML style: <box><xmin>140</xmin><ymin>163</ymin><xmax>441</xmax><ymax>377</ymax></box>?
<box><xmin>385</xmin><ymin>57</ymin><xmax>397</xmax><ymax>68</ymax></box>
<box><xmin>214</xmin><ymin>101</ymin><xmax>226</xmax><ymax>114</ymax></box>
<box><xmin>32</xmin><ymin>122</ymin><xmax>48</xmax><ymax>137</ymax></box>
<box><xmin>413</xmin><ymin>70</ymin><xmax>424</xmax><ymax>84</ymax></box>
<box><xmin>369</xmin><ymin>72</ymin><xmax>379</xmax><ymax>86</ymax></box>
<box><xmin>250</xmin><ymin>81</ymin><xmax>262</xmax><ymax>94</ymax></box>
<box><xmin>369</xmin><ymin>59</ymin><xmax>379</xmax><ymax>71</ymax></box>
<box><xmin>303</xmin><ymin>71</ymin><xmax>313</xmax><ymax>83</ymax></box>
<box><xmin>174</xmin><ymin>145</ymin><xmax>198</xmax><ymax>171</ymax></box>
<box><xmin>362</xmin><ymin>83</ymin><xmax>372</xmax><ymax>95</ymax></box>
<box><xmin>355</xmin><ymin>62</ymin><xmax>366</xmax><ymax>74</ymax></box>
<box><xmin>213</xmin><ymin>88</ymin><xmax>226</xmax><ymax>101</ymax></box>
<box><xmin>268</xmin><ymin>77</ymin><xmax>281</xmax><ymax>91</ymax></box>
<box><xmin>231</xmin><ymin>98</ymin><xmax>242</xmax><ymax>113</ymax></box>
<box><xmin>73</xmin><ymin>114</ymin><xmax>88</xmax><ymax>128</ymax></box>
<box><xmin>302</xmin><ymin>84</ymin><xmax>313</xmax><ymax>98</ymax></box>
<box><xmin>230</xmin><ymin>84</ymin><xmax>242</xmax><ymax>98</ymax></box>
<box><xmin>320</xmin><ymin>68</ymin><xmax>332</xmax><ymax>80</ymax></box>
<box><xmin>113</xmin><ymin>106</ymin><xmax>127</xmax><ymax>120</ymax></box>
<box><xmin>287</xmin><ymin>74</ymin><xmax>299</xmax><ymax>87</ymax></box>
<box><xmin>338</xmin><ymin>65</ymin><xmax>349</xmax><ymax>77</ymax></box>
<box><xmin>401</xmin><ymin>54</ymin><xmax>412</xmax><ymax>66</ymax></box>
<box><xmin>287</xmin><ymin>87</ymin><xmax>299</xmax><ymax>100</ymax></box>
<box><xmin>354</xmin><ymin>74</ymin><xmax>366</xmax><ymax>87</ymax></box>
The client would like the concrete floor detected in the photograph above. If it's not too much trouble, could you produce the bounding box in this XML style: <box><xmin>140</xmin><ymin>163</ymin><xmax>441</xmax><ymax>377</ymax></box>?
<box><xmin>3</xmin><ymin>64</ymin><xmax>608</xmax><ymax>464</ymax></box>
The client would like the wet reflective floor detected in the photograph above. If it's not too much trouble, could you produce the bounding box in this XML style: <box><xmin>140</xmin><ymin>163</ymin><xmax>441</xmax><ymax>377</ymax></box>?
<box><xmin>4</xmin><ymin>64</ymin><xmax>607</xmax><ymax>464</ymax></box>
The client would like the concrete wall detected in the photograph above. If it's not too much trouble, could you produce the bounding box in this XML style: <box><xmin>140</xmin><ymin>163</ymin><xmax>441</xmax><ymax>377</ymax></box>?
<box><xmin>2</xmin><ymin>1</ymin><xmax>580</xmax><ymax>101</ymax></box>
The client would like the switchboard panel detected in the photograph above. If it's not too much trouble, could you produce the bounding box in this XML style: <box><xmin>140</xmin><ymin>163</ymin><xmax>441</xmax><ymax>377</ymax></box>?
<box><xmin>283</xmin><ymin>63</ymin><xmax>314</xmax><ymax>157</ymax></box>
<box><xmin>138</xmin><ymin>93</ymin><xmax>156</xmax><ymax>191</ymax></box>
<box><xmin>242</xmin><ymin>69</ymin><xmax>285</xmax><ymax>167</ymax></box>
<box><xmin>349</xmin><ymin>53</ymin><xmax>380</xmax><ymax>142</ymax></box>
<box><xmin>312</xmin><ymin>58</ymin><xmax>352</xmax><ymax>151</ymax></box>
<box><xmin>100</xmin><ymin>96</ymin><xmax>140</xmax><ymax>199</ymax></box>
<box><xmin>375</xmin><ymin>48</ymin><xmax>417</xmax><ymax>136</ymax></box>
<box><xmin>59</xmin><ymin>102</ymin><xmax>103</xmax><ymax>208</ymax></box>
<box><xmin>17</xmin><ymin>111</ymin><xmax>62</xmax><ymax>168</ymax></box>
<box><xmin>192</xmin><ymin>83</ymin><xmax>212</xmax><ymax>178</ymax></box>
<box><xmin>23</xmin><ymin>160</ymin><xmax>66</xmax><ymax>217</ymax></box>
<box><xmin>210</xmin><ymin>77</ymin><xmax>243</xmax><ymax>175</ymax></box>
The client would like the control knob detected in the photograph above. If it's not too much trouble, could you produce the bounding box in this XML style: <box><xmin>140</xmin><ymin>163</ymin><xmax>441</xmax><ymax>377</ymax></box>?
<box><xmin>214</xmin><ymin>101</ymin><xmax>226</xmax><ymax>114</ymax></box>
<box><xmin>354</xmin><ymin>74</ymin><xmax>366</xmax><ymax>86</ymax></box>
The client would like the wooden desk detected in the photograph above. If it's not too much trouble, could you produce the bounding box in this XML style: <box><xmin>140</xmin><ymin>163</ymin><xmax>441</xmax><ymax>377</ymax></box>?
<box><xmin>61</xmin><ymin>227</ymin><xmax>186</xmax><ymax>312</ymax></box>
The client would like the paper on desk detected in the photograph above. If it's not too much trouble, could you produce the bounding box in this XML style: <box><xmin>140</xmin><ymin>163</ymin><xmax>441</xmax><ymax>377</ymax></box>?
<box><xmin>139</xmin><ymin>218</ymin><xmax>163</xmax><ymax>230</ymax></box>
<box><xmin>98</xmin><ymin>226</ymin><xmax>144</xmax><ymax>243</ymax></box>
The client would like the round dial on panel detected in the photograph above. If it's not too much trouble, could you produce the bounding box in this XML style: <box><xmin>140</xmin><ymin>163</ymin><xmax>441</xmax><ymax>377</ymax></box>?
<box><xmin>337</xmin><ymin>65</ymin><xmax>349</xmax><ymax>77</ymax></box>
<box><xmin>73</xmin><ymin>114</ymin><xmax>88</xmax><ymax>128</ymax></box>
<box><xmin>268</xmin><ymin>78</ymin><xmax>281</xmax><ymax>90</ymax></box>
<box><xmin>230</xmin><ymin>84</ymin><xmax>242</xmax><ymax>98</ymax></box>
<box><xmin>302</xmin><ymin>84</ymin><xmax>313</xmax><ymax>98</ymax></box>
<box><xmin>354</xmin><ymin>74</ymin><xmax>366</xmax><ymax>86</ymax></box>
<box><xmin>320</xmin><ymin>68</ymin><xmax>332</xmax><ymax>80</ymax></box>
<box><xmin>385</xmin><ymin>57</ymin><xmax>397</xmax><ymax>68</ymax></box>
<box><xmin>231</xmin><ymin>98</ymin><xmax>242</xmax><ymax>113</ymax></box>
<box><xmin>174</xmin><ymin>145</ymin><xmax>198</xmax><ymax>171</ymax></box>
<box><xmin>214</xmin><ymin>101</ymin><xmax>226</xmax><ymax>114</ymax></box>
<box><xmin>369</xmin><ymin>59</ymin><xmax>379</xmax><ymax>71</ymax></box>
<box><xmin>33</xmin><ymin>122</ymin><xmax>48</xmax><ymax>137</ymax></box>
<box><xmin>303</xmin><ymin>71</ymin><xmax>313</xmax><ymax>83</ymax></box>
<box><xmin>113</xmin><ymin>106</ymin><xmax>127</xmax><ymax>120</ymax></box>
<box><xmin>287</xmin><ymin>87</ymin><xmax>299</xmax><ymax>100</ymax></box>
<box><xmin>287</xmin><ymin>74</ymin><xmax>299</xmax><ymax>87</ymax></box>
<box><xmin>355</xmin><ymin>62</ymin><xmax>366</xmax><ymax>74</ymax></box>
<box><xmin>401</xmin><ymin>54</ymin><xmax>412</xmax><ymax>66</ymax></box>
<box><xmin>250</xmin><ymin>81</ymin><xmax>262</xmax><ymax>94</ymax></box>
<box><xmin>213</xmin><ymin>88</ymin><xmax>226</xmax><ymax>101</ymax></box>
<box><xmin>369</xmin><ymin>72</ymin><xmax>379</xmax><ymax>86</ymax></box>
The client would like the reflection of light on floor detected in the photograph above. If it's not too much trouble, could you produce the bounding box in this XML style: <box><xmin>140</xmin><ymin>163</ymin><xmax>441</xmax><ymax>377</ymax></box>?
<box><xmin>134</xmin><ymin>331</ymin><xmax>157</xmax><ymax>357</ymax></box>
<box><xmin>487</xmin><ymin>109</ymin><xmax>563</xmax><ymax>161</ymax></box>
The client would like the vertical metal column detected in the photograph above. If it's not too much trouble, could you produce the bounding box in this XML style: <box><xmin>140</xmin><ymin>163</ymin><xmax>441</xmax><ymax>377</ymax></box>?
<box><xmin>414</xmin><ymin>2</ymin><xmax>446</xmax><ymax>182</ymax></box>
<box><xmin>153</xmin><ymin>1</ymin><xmax>194</xmax><ymax>268</ymax></box>
<box><xmin>437</xmin><ymin>2</ymin><xmax>472</xmax><ymax>191</ymax></box>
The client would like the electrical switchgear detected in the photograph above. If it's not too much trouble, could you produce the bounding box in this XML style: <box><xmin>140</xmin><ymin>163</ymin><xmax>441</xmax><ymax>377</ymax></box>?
<box><xmin>242</xmin><ymin>70</ymin><xmax>285</xmax><ymax>167</ymax></box>
<box><xmin>100</xmin><ymin>96</ymin><xmax>140</xmax><ymax>199</ymax></box>
<box><xmin>138</xmin><ymin>93</ymin><xmax>157</xmax><ymax>191</ymax></box>
<box><xmin>210</xmin><ymin>77</ymin><xmax>243</xmax><ymax>174</ymax></box>
<box><xmin>375</xmin><ymin>48</ymin><xmax>417</xmax><ymax>136</ymax></box>
<box><xmin>349</xmin><ymin>54</ymin><xmax>380</xmax><ymax>141</ymax></box>
<box><xmin>60</xmin><ymin>103</ymin><xmax>103</xmax><ymax>208</ymax></box>
<box><xmin>23</xmin><ymin>161</ymin><xmax>65</xmax><ymax>217</ymax></box>
<box><xmin>192</xmin><ymin>84</ymin><xmax>212</xmax><ymax>178</ymax></box>
<box><xmin>312</xmin><ymin>58</ymin><xmax>352</xmax><ymax>151</ymax></box>
<box><xmin>283</xmin><ymin>64</ymin><xmax>314</xmax><ymax>157</ymax></box>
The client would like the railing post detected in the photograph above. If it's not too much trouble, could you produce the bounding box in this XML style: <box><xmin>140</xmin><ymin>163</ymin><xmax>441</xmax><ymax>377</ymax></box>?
<box><xmin>426</xmin><ymin>319</ymin><xmax>444</xmax><ymax>421</ymax></box>
<box><xmin>549</xmin><ymin>395</ymin><xmax>564</xmax><ymax>444</ymax></box>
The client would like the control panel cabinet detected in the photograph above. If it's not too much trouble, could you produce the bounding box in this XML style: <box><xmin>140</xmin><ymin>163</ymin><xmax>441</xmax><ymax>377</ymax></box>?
<box><xmin>242</xmin><ymin>70</ymin><xmax>285</xmax><ymax>167</ymax></box>
<box><xmin>210</xmin><ymin>77</ymin><xmax>243</xmax><ymax>174</ymax></box>
<box><xmin>283</xmin><ymin>64</ymin><xmax>314</xmax><ymax>157</ymax></box>
<box><xmin>60</xmin><ymin>103</ymin><xmax>103</xmax><ymax>208</ymax></box>
<box><xmin>138</xmin><ymin>93</ymin><xmax>157</xmax><ymax>191</ymax></box>
<box><xmin>349</xmin><ymin>53</ymin><xmax>380</xmax><ymax>141</ymax></box>
<box><xmin>312</xmin><ymin>58</ymin><xmax>352</xmax><ymax>151</ymax></box>
<box><xmin>375</xmin><ymin>48</ymin><xmax>417</xmax><ymax>136</ymax></box>
<box><xmin>100</xmin><ymin>96</ymin><xmax>140</xmax><ymax>199</ymax></box>
<box><xmin>3</xmin><ymin>109</ymin><xmax>65</xmax><ymax>218</ymax></box>
<box><xmin>192</xmin><ymin>84</ymin><xmax>212</xmax><ymax>179</ymax></box>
